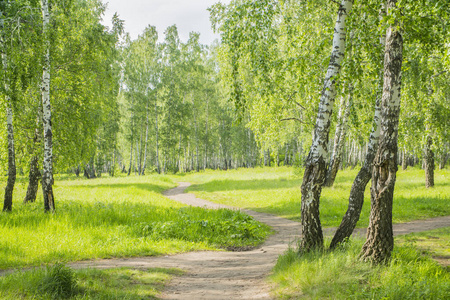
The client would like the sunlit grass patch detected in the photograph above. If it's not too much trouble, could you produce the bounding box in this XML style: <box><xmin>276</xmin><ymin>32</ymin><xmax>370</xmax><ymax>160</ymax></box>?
<box><xmin>271</xmin><ymin>238</ymin><xmax>450</xmax><ymax>299</ymax></box>
<box><xmin>0</xmin><ymin>264</ymin><xmax>183</xmax><ymax>299</ymax></box>
<box><xmin>396</xmin><ymin>227</ymin><xmax>450</xmax><ymax>265</ymax></box>
<box><xmin>0</xmin><ymin>174</ymin><xmax>270</xmax><ymax>269</ymax></box>
<box><xmin>181</xmin><ymin>167</ymin><xmax>450</xmax><ymax>227</ymax></box>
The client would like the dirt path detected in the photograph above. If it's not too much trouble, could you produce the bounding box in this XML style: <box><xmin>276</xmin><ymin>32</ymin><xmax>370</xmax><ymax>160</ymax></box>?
<box><xmin>68</xmin><ymin>182</ymin><xmax>450</xmax><ymax>299</ymax></box>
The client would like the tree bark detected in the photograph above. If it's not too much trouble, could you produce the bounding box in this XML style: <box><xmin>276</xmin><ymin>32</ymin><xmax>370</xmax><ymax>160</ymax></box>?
<box><xmin>329</xmin><ymin>12</ymin><xmax>386</xmax><ymax>248</ymax></box>
<box><xmin>3</xmin><ymin>99</ymin><xmax>16</xmax><ymax>212</ymax></box>
<box><xmin>1</xmin><ymin>32</ymin><xmax>15</xmax><ymax>211</ymax></box>
<box><xmin>155</xmin><ymin>99</ymin><xmax>160</xmax><ymax>174</ymax></box>
<box><xmin>300</xmin><ymin>0</ymin><xmax>353</xmax><ymax>251</ymax></box>
<box><xmin>425</xmin><ymin>135</ymin><xmax>434</xmax><ymax>188</ymax></box>
<box><xmin>360</xmin><ymin>4</ymin><xmax>403</xmax><ymax>263</ymax></box>
<box><xmin>325</xmin><ymin>87</ymin><xmax>352</xmax><ymax>187</ymax></box>
<box><xmin>330</xmin><ymin>84</ymin><xmax>382</xmax><ymax>249</ymax></box>
<box><xmin>24</xmin><ymin>129</ymin><xmax>41</xmax><ymax>204</ymax></box>
<box><xmin>41</xmin><ymin>0</ymin><xmax>55</xmax><ymax>212</ymax></box>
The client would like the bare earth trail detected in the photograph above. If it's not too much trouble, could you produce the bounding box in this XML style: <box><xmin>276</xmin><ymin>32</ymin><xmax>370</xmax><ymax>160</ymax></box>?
<box><xmin>67</xmin><ymin>182</ymin><xmax>450</xmax><ymax>299</ymax></box>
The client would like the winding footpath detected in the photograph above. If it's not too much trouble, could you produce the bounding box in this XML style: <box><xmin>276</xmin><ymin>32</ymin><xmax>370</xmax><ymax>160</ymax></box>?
<box><xmin>70</xmin><ymin>182</ymin><xmax>449</xmax><ymax>299</ymax></box>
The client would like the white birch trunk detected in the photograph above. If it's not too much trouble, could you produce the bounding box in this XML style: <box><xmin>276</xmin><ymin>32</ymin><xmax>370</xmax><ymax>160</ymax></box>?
<box><xmin>41</xmin><ymin>0</ymin><xmax>55</xmax><ymax>212</ymax></box>
<box><xmin>300</xmin><ymin>0</ymin><xmax>353</xmax><ymax>250</ymax></box>
<box><xmin>142</xmin><ymin>105</ymin><xmax>149</xmax><ymax>175</ymax></box>
<box><xmin>2</xmin><ymin>41</ymin><xmax>16</xmax><ymax>211</ymax></box>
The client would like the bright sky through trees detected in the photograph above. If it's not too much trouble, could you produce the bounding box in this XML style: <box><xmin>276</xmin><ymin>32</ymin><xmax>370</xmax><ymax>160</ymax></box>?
<box><xmin>101</xmin><ymin>0</ymin><xmax>231</xmax><ymax>44</ymax></box>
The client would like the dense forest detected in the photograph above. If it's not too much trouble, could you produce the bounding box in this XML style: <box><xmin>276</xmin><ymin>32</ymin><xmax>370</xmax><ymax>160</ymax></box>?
<box><xmin>1</xmin><ymin>0</ymin><xmax>449</xmax><ymax>262</ymax></box>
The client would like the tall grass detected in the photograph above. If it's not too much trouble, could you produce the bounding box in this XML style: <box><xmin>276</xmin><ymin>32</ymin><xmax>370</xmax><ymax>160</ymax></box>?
<box><xmin>0</xmin><ymin>264</ymin><xmax>183</xmax><ymax>299</ymax></box>
<box><xmin>0</xmin><ymin>175</ymin><xmax>270</xmax><ymax>269</ymax></box>
<box><xmin>272</xmin><ymin>239</ymin><xmax>450</xmax><ymax>299</ymax></box>
<box><xmin>182</xmin><ymin>167</ymin><xmax>450</xmax><ymax>227</ymax></box>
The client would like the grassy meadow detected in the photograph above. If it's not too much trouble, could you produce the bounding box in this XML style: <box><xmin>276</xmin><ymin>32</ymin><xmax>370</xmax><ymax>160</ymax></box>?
<box><xmin>0</xmin><ymin>174</ymin><xmax>270</xmax><ymax>270</ymax></box>
<box><xmin>271</xmin><ymin>235</ymin><xmax>450</xmax><ymax>299</ymax></box>
<box><xmin>0</xmin><ymin>263</ymin><xmax>183</xmax><ymax>299</ymax></box>
<box><xmin>0</xmin><ymin>166</ymin><xmax>448</xmax><ymax>299</ymax></box>
<box><xmin>182</xmin><ymin>166</ymin><xmax>450</xmax><ymax>227</ymax></box>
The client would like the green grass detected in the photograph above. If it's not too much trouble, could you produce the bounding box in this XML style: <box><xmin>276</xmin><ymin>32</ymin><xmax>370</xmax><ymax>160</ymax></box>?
<box><xmin>0</xmin><ymin>263</ymin><xmax>183</xmax><ymax>299</ymax></box>
<box><xmin>181</xmin><ymin>167</ymin><xmax>450</xmax><ymax>227</ymax></box>
<box><xmin>0</xmin><ymin>174</ymin><xmax>270</xmax><ymax>269</ymax></box>
<box><xmin>396</xmin><ymin>227</ymin><xmax>450</xmax><ymax>262</ymax></box>
<box><xmin>271</xmin><ymin>237</ymin><xmax>450</xmax><ymax>299</ymax></box>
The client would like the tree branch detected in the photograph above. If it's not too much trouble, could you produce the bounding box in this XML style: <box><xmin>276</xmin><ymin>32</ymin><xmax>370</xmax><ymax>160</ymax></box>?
<box><xmin>294</xmin><ymin>101</ymin><xmax>306</xmax><ymax>110</ymax></box>
<box><xmin>430</xmin><ymin>70</ymin><xmax>447</xmax><ymax>80</ymax></box>
<box><xmin>330</xmin><ymin>0</ymin><xmax>341</xmax><ymax>6</ymax></box>
<box><xmin>280</xmin><ymin>117</ymin><xmax>309</xmax><ymax>125</ymax></box>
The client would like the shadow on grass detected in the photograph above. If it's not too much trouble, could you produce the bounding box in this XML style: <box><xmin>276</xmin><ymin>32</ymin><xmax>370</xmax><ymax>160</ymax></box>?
<box><xmin>69</xmin><ymin>183</ymin><xmax>169</xmax><ymax>194</ymax></box>
<box><xmin>78</xmin><ymin>267</ymin><xmax>183</xmax><ymax>299</ymax></box>
<box><xmin>188</xmin><ymin>178</ymin><xmax>302</xmax><ymax>193</ymax></box>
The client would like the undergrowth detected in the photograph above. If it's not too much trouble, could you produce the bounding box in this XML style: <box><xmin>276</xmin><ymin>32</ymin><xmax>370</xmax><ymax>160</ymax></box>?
<box><xmin>271</xmin><ymin>239</ymin><xmax>450</xmax><ymax>299</ymax></box>
<box><xmin>0</xmin><ymin>264</ymin><xmax>182</xmax><ymax>299</ymax></box>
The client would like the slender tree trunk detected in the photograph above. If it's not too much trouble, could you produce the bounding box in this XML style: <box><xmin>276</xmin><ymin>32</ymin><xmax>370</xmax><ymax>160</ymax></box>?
<box><xmin>325</xmin><ymin>87</ymin><xmax>352</xmax><ymax>187</ymax></box>
<box><xmin>330</xmin><ymin>85</ymin><xmax>382</xmax><ymax>249</ymax></box>
<box><xmin>3</xmin><ymin>97</ymin><xmax>16</xmax><ymax>212</ymax></box>
<box><xmin>204</xmin><ymin>99</ymin><xmax>209</xmax><ymax>170</ymax></box>
<box><xmin>425</xmin><ymin>135</ymin><xmax>434</xmax><ymax>188</ymax></box>
<box><xmin>300</xmin><ymin>0</ymin><xmax>353</xmax><ymax>251</ymax></box>
<box><xmin>1</xmin><ymin>34</ymin><xmax>15</xmax><ymax>211</ymax></box>
<box><xmin>41</xmin><ymin>0</ymin><xmax>55</xmax><ymax>212</ymax></box>
<box><xmin>128</xmin><ymin>141</ymin><xmax>133</xmax><ymax>176</ymax></box>
<box><xmin>361</xmin><ymin>3</ymin><xmax>403</xmax><ymax>263</ymax></box>
<box><xmin>24</xmin><ymin>129</ymin><xmax>41</xmax><ymax>203</ymax></box>
<box><xmin>155</xmin><ymin>100</ymin><xmax>160</xmax><ymax>174</ymax></box>
<box><xmin>142</xmin><ymin>99</ymin><xmax>149</xmax><ymax>175</ymax></box>
<box><xmin>439</xmin><ymin>152</ymin><xmax>447</xmax><ymax>169</ymax></box>
<box><xmin>401</xmin><ymin>149</ymin><xmax>407</xmax><ymax>170</ymax></box>
<box><xmin>330</xmin><ymin>15</ymin><xmax>386</xmax><ymax>248</ymax></box>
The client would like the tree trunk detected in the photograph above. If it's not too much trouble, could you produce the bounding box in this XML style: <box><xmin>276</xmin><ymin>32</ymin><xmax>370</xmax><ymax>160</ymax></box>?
<box><xmin>330</xmin><ymin>83</ymin><xmax>382</xmax><ymax>249</ymax></box>
<box><xmin>3</xmin><ymin>100</ymin><xmax>16</xmax><ymax>212</ymax></box>
<box><xmin>24</xmin><ymin>144</ymin><xmax>41</xmax><ymax>203</ymax></box>
<box><xmin>204</xmin><ymin>99</ymin><xmax>209</xmax><ymax>170</ymax></box>
<box><xmin>401</xmin><ymin>149</ymin><xmax>407</xmax><ymax>170</ymax></box>
<box><xmin>325</xmin><ymin>87</ymin><xmax>352</xmax><ymax>187</ymax></box>
<box><xmin>155</xmin><ymin>100</ymin><xmax>160</xmax><ymax>174</ymax></box>
<box><xmin>1</xmin><ymin>34</ymin><xmax>15</xmax><ymax>211</ymax></box>
<box><xmin>41</xmin><ymin>0</ymin><xmax>55</xmax><ymax>212</ymax></box>
<box><xmin>329</xmin><ymin>13</ymin><xmax>386</xmax><ymax>248</ymax></box>
<box><xmin>300</xmin><ymin>0</ymin><xmax>353</xmax><ymax>251</ymax></box>
<box><xmin>439</xmin><ymin>152</ymin><xmax>447</xmax><ymax>169</ymax></box>
<box><xmin>425</xmin><ymin>135</ymin><xmax>434</xmax><ymax>188</ymax></box>
<box><xmin>360</xmin><ymin>4</ymin><xmax>403</xmax><ymax>263</ymax></box>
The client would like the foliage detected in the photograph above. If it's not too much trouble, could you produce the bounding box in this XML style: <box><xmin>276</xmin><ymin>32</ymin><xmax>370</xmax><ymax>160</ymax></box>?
<box><xmin>134</xmin><ymin>208</ymin><xmax>269</xmax><ymax>250</ymax></box>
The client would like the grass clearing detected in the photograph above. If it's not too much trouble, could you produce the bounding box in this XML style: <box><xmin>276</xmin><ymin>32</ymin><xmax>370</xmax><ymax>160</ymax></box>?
<box><xmin>0</xmin><ymin>174</ymin><xmax>270</xmax><ymax>269</ymax></box>
<box><xmin>181</xmin><ymin>167</ymin><xmax>450</xmax><ymax>227</ymax></box>
<box><xmin>0</xmin><ymin>263</ymin><xmax>183</xmax><ymax>299</ymax></box>
<box><xmin>271</xmin><ymin>236</ymin><xmax>450</xmax><ymax>299</ymax></box>
<box><xmin>396</xmin><ymin>227</ymin><xmax>450</xmax><ymax>265</ymax></box>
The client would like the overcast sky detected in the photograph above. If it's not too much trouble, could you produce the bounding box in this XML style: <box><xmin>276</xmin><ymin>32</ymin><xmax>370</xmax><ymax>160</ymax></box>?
<box><xmin>101</xmin><ymin>0</ymin><xmax>231</xmax><ymax>45</ymax></box>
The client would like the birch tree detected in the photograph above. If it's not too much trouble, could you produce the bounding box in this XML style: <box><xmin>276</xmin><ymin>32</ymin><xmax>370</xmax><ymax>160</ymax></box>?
<box><xmin>1</xmin><ymin>16</ymin><xmax>16</xmax><ymax>211</ymax></box>
<box><xmin>360</xmin><ymin>0</ymin><xmax>403</xmax><ymax>263</ymax></box>
<box><xmin>300</xmin><ymin>0</ymin><xmax>353</xmax><ymax>250</ymax></box>
<box><xmin>40</xmin><ymin>0</ymin><xmax>55</xmax><ymax>212</ymax></box>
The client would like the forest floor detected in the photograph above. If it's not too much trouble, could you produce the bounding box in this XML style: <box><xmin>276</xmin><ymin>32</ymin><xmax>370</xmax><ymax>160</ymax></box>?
<box><xmin>67</xmin><ymin>182</ymin><xmax>450</xmax><ymax>300</ymax></box>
